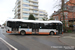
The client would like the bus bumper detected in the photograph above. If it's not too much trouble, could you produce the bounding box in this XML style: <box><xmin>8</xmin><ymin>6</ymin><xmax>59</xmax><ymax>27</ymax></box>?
<box><xmin>6</xmin><ymin>31</ymin><xmax>12</xmax><ymax>33</ymax></box>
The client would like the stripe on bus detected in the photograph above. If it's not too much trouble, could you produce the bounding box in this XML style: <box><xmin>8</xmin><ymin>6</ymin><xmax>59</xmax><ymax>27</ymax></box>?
<box><xmin>6</xmin><ymin>31</ymin><xmax>12</xmax><ymax>33</ymax></box>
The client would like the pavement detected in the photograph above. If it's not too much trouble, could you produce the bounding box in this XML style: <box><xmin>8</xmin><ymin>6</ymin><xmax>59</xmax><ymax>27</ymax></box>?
<box><xmin>59</xmin><ymin>33</ymin><xmax>75</xmax><ymax>47</ymax></box>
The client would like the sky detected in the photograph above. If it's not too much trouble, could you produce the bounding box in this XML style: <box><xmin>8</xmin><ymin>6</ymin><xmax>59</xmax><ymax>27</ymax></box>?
<box><xmin>0</xmin><ymin>0</ymin><xmax>61</xmax><ymax>25</ymax></box>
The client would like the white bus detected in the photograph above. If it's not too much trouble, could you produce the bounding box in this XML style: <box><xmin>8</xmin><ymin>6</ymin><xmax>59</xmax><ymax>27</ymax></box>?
<box><xmin>6</xmin><ymin>19</ymin><xmax>63</xmax><ymax>35</ymax></box>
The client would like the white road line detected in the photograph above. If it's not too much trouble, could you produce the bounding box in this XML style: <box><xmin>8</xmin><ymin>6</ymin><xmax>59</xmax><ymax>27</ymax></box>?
<box><xmin>0</xmin><ymin>37</ymin><xmax>18</xmax><ymax>50</ymax></box>
<box><xmin>51</xmin><ymin>36</ymin><xmax>60</xmax><ymax>37</ymax></box>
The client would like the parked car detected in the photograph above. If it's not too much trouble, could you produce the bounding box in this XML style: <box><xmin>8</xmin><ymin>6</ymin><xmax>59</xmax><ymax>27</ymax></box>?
<box><xmin>1</xmin><ymin>25</ymin><xmax>4</xmax><ymax>29</ymax></box>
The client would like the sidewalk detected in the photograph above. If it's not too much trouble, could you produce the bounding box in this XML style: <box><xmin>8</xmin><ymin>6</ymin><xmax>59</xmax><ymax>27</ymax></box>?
<box><xmin>59</xmin><ymin>33</ymin><xmax>75</xmax><ymax>47</ymax></box>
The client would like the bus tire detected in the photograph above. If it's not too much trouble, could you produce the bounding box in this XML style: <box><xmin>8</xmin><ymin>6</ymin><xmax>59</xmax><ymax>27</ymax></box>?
<box><xmin>50</xmin><ymin>31</ymin><xmax>54</xmax><ymax>35</ymax></box>
<box><xmin>20</xmin><ymin>31</ymin><xmax>25</xmax><ymax>35</ymax></box>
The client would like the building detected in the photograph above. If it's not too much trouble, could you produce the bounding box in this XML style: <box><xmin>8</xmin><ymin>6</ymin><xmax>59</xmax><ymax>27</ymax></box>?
<box><xmin>14</xmin><ymin>0</ymin><xmax>47</xmax><ymax>20</ymax></box>
<box><xmin>52</xmin><ymin>0</ymin><xmax>75</xmax><ymax>28</ymax></box>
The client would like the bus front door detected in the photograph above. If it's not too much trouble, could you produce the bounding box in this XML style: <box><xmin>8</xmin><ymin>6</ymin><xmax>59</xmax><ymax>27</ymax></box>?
<box><xmin>12</xmin><ymin>22</ymin><xmax>19</xmax><ymax>33</ymax></box>
<box><xmin>32</xmin><ymin>23</ymin><xmax>39</xmax><ymax>34</ymax></box>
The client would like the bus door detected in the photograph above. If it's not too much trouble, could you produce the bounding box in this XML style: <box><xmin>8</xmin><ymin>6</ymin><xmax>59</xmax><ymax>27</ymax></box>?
<box><xmin>56</xmin><ymin>23</ymin><xmax>60</xmax><ymax>34</ymax></box>
<box><xmin>32</xmin><ymin>23</ymin><xmax>39</xmax><ymax>34</ymax></box>
<box><xmin>59</xmin><ymin>24</ymin><xmax>62</xmax><ymax>34</ymax></box>
<box><xmin>12</xmin><ymin>22</ymin><xmax>19</xmax><ymax>33</ymax></box>
<box><xmin>56</xmin><ymin>23</ymin><xmax>62</xmax><ymax>34</ymax></box>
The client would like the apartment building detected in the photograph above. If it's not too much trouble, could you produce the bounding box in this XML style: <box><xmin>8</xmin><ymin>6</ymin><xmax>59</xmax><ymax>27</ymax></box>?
<box><xmin>14</xmin><ymin>0</ymin><xmax>47</xmax><ymax>20</ymax></box>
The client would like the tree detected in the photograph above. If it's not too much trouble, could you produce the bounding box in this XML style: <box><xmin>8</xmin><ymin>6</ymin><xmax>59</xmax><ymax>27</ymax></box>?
<box><xmin>28</xmin><ymin>14</ymin><xmax>35</xmax><ymax>20</ymax></box>
<box><xmin>49</xmin><ymin>16</ymin><xmax>54</xmax><ymax>20</ymax></box>
<box><xmin>61</xmin><ymin>0</ymin><xmax>66</xmax><ymax>32</ymax></box>
<box><xmin>42</xmin><ymin>17</ymin><xmax>48</xmax><ymax>21</ymax></box>
<box><xmin>49</xmin><ymin>18</ymin><xmax>54</xmax><ymax>20</ymax></box>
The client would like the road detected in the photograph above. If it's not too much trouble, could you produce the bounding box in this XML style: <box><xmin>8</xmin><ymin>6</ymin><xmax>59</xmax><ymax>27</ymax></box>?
<box><xmin>0</xmin><ymin>28</ymin><xmax>75</xmax><ymax>50</ymax></box>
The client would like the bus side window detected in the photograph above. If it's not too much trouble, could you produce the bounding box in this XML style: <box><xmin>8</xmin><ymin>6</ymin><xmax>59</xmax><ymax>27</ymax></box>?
<box><xmin>20</xmin><ymin>22</ymin><xmax>28</xmax><ymax>28</ymax></box>
<box><xmin>28</xmin><ymin>23</ymin><xmax>32</xmax><ymax>28</ymax></box>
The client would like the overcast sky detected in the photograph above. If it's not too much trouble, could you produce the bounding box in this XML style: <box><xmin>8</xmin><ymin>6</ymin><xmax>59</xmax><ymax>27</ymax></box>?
<box><xmin>0</xmin><ymin>0</ymin><xmax>60</xmax><ymax>25</ymax></box>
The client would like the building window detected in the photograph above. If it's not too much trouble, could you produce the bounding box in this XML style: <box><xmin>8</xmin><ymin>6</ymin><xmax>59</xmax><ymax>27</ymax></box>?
<box><xmin>39</xmin><ymin>17</ymin><xmax>42</xmax><ymax>19</ymax></box>
<box><xmin>23</xmin><ymin>0</ymin><xmax>29</xmax><ymax>3</ymax></box>
<box><xmin>33</xmin><ymin>0</ymin><xmax>38</xmax><ymax>1</ymax></box>
<box><xmin>56</xmin><ymin>16</ymin><xmax>58</xmax><ymax>20</ymax></box>
<box><xmin>22</xmin><ymin>17</ymin><xmax>28</xmax><ymax>20</ymax></box>
<box><xmin>66</xmin><ymin>14</ymin><xmax>68</xmax><ymax>18</ymax></box>
<box><xmin>23</xmin><ymin>4</ymin><xmax>29</xmax><ymax>7</ymax></box>
<box><xmin>23</xmin><ymin>13</ymin><xmax>29</xmax><ymax>16</ymax></box>
<box><xmin>40</xmin><ymin>14</ymin><xmax>43</xmax><ymax>16</ymax></box>
<box><xmin>33</xmin><ymin>14</ymin><xmax>38</xmax><ymax>17</ymax></box>
<box><xmin>33</xmin><ymin>3</ymin><xmax>38</xmax><ymax>5</ymax></box>
<box><xmin>55</xmin><ymin>16</ymin><xmax>57</xmax><ymax>20</ymax></box>
<box><xmin>33</xmin><ymin>7</ymin><xmax>38</xmax><ymax>9</ymax></box>
<box><xmin>33</xmin><ymin>10</ymin><xmax>38</xmax><ymax>13</ymax></box>
<box><xmin>39</xmin><ymin>11</ymin><xmax>44</xmax><ymax>13</ymax></box>
<box><xmin>23</xmin><ymin>8</ymin><xmax>29</xmax><ymax>11</ymax></box>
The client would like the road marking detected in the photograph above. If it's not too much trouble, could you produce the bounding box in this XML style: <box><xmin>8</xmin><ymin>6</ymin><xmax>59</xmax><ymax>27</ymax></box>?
<box><xmin>63</xmin><ymin>36</ymin><xmax>75</xmax><ymax>39</ymax></box>
<box><xmin>51</xmin><ymin>36</ymin><xmax>60</xmax><ymax>38</ymax></box>
<box><xmin>0</xmin><ymin>37</ymin><xmax>18</xmax><ymax>50</ymax></box>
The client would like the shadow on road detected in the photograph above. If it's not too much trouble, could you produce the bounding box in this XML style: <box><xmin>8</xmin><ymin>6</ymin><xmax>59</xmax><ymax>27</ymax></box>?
<box><xmin>8</xmin><ymin>33</ymin><xmax>62</xmax><ymax>36</ymax></box>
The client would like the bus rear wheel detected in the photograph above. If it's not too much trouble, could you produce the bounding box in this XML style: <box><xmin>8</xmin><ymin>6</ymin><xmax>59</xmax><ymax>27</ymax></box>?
<box><xmin>20</xmin><ymin>31</ymin><xmax>25</xmax><ymax>35</ymax></box>
<box><xmin>50</xmin><ymin>31</ymin><xmax>54</xmax><ymax>35</ymax></box>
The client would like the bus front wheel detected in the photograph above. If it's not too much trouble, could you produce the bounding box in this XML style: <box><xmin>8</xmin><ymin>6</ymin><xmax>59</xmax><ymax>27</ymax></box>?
<box><xmin>20</xmin><ymin>31</ymin><xmax>25</xmax><ymax>35</ymax></box>
<box><xmin>50</xmin><ymin>31</ymin><xmax>54</xmax><ymax>35</ymax></box>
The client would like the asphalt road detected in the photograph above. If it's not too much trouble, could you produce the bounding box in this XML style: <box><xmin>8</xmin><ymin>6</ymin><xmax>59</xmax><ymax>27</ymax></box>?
<box><xmin>0</xmin><ymin>28</ymin><xmax>75</xmax><ymax>50</ymax></box>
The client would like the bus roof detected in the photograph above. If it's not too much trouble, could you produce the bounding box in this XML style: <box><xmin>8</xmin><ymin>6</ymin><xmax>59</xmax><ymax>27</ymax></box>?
<box><xmin>7</xmin><ymin>19</ymin><xmax>62</xmax><ymax>24</ymax></box>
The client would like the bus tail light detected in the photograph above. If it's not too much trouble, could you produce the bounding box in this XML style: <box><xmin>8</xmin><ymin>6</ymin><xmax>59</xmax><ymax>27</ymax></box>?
<box><xmin>62</xmin><ymin>32</ymin><xmax>63</xmax><ymax>34</ymax></box>
<box><xmin>55</xmin><ymin>32</ymin><xmax>56</xmax><ymax>35</ymax></box>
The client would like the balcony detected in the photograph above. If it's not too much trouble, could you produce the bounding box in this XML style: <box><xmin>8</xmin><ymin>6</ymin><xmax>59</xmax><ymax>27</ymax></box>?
<box><xmin>18</xmin><ymin>16</ymin><xmax>21</xmax><ymax>19</ymax></box>
<box><xmin>33</xmin><ymin>12</ymin><xmax>38</xmax><ymax>14</ymax></box>
<box><xmin>29</xmin><ymin>11</ymin><xmax>33</xmax><ymax>13</ymax></box>
<box><xmin>29</xmin><ymin>0</ymin><xmax>38</xmax><ymax>3</ymax></box>
<box><xmin>17</xmin><ymin>7</ymin><xmax>20</xmax><ymax>11</ymax></box>
<box><xmin>29</xmin><ymin>3</ymin><xmax>38</xmax><ymax>6</ymax></box>
<box><xmin>33</xmin><ymin>8</ymin><xmax>38</xmax><ymax>10</ymax></box>
<box><xmin>16</xmin><ymin>0</ymin><xmax>20</xmax><ymax>4</ymax></box>
<box><xmin>44</xmin><ymin>13</ymin><xmax>48</xmax><ymax>16</ymax></box>
<box><xmin>34</xmin><ymin>16</ymin><xmax>39</xmax><ymax>18</ymax></box>
<box><xmin>17</xmin><ymin>4</ymin><xmax>20</xmax><ymax>8</ymax></box>
<box><xmin>29</xmin><ymin>7</ymin><xmax>33</xmax><ymax>9</ymax></box>
<box><xmin>15</xmin><ymin>11</ymin><xmax>20</xmax><ymax>15</ymax></box>
<box><xmin>29</xmin><ymin>7</ymin><xmax>38</xmax><ymax>10</ymax></box>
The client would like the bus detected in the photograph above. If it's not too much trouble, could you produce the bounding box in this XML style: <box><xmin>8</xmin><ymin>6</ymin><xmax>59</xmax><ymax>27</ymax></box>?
<box><xmin>6</xmin><ymin>19</ymin><xmax>63</xmax><ymax>35</ymax></box>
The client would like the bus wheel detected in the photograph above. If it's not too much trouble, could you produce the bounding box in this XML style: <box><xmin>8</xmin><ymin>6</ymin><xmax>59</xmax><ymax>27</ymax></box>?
<box><xmin>50</xmin><ymin>31</ymin><xmax>54</xmax><ymax>35</ymax></box>
<box><xmin>20</xmin><ymin>31</ymin><xmax>25</xmax><ymax>35</ymax></box>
